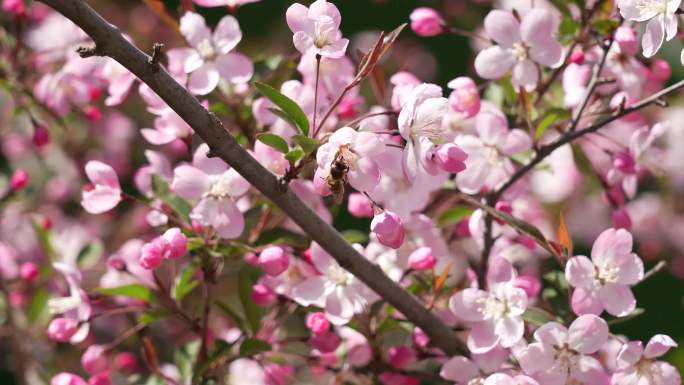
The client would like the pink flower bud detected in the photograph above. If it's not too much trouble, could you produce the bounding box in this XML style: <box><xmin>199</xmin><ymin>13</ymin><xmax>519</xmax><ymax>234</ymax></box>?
<box><xmin>244</xmin><ymin>251</ymin><xmax>260</xmax><ymax>266</ymax></box>
<box><xmin>454</xmin><ymin>218</ymin><xmax>471</xmax><ymax>237</ymax></box>
<box><xmin>387</xmin><ymin>346</ymin><xmax>416</xmax><ymax>369</ymax></box>
<box><xmin>47</xmin><ymin>317</ymin><xmax>79</xmax><ymax>342</ymax></box>
<box><xmin>258</xmin><ymin>246</ymin><xmax>290</xmax><ymax>276</ymax></box>
<box><xmin>306</xmin><ymin>312</ymin><xmax>330</xmax><ymax>335</ymax></box>
<box><xmin>19</xmin><ymin>262</ymin><xmax>39</xmax><ymax>284</ymax></box>
<box><xmin>161</xmin><ymin>228</ymin><xmax>187</xmax><ymax>260</ymax></box>
<box><xmin>412</xmin><ymin>328</ymin><xmax>429</xmax><ymax>348</ymax></box>
<box><xmin>569</xmin><ymin>50</ymin><xmax>585</xmax><ymax>65</ymax></box>
<box><xmin>10</xmin><ymin>169</ymin><xmax>29</xmax><ymax>191</ymax></box>
<box><xmin>434</xmin><ymin>143</ymin><xmax>467</xmax><ymax>173</ymax></box>
<box><xmin>84</xmin><ymin>106</ymin><xmax>102</xmax><ymax>122</ymax></box>
<box><xmin>33</xmin><ymin>125</ymin><xmax>50</xmax><ymax>147</ymax></box>
<box><xmin>371</xmin><ymin>211</ymin><xmax>405</xmax><ymax>249</ymax></box>
<box><xmin>139</xmin><ymin>238</ymin><xmax>165</xmax><ymax>270</ymax></box>
<box><xmin>651</xmin><ymin>58</ymin><xmax>672</xmax><ymax>81</ymax></box>
<box><xmin>447</xmin><ymin>77</ymin><xmax>480</xmax><ymax>117</ymax></box>
<box><xmin>264</xmin><ymin>364</ymin><xmax>294</xmax><ymax>385</ymax></box>
<box><xmin>88</xmin><ymin>372</ymin><xmax>111</xmax><ymax>385</ymax></box>
<box><xmin>251</xmin><ymin>283</ymin><xmax>277</xmax><ymax>307</ymax></box>
<box><xmin>51</xmin><ymin>373</ymin><xmax>87</xmax><ymax>385</ymax></box>
<box><xmin>379</xmin><ymin>372</ymin><xmax>419</xmax><ymax>385</ymax></box>
<box><xmin>408</xmin><ymin>247</ymin><xmax>436</xmax><ymax>270</ymax></box>
<box><xmin>613</xmin><ymin>151</ymin><xmax>636</xmax><ymax>174</ymax></box>
<box><xmin>308</xmin><ymin>330</ymin><xmax>342</xmax><ymax>353</ymax></box>
<box><xmin>2</xmin><ymin>0</ymin><xmax>25</xmax><ymax>17</ymax></box>
<box><xmin>82</xmin><ymin>345</ymin><xmax>109</xmax><ymax>375</ymax></box>
<box><xmin>515</xmin><ymin>275</ymin><xmax>541</xmax><ymax>299</ymax></box>
<box><xmin>347</xmin><ymin>193</ymin><xmax>374</xmax><ymax>218</ymax></box>
<box><xmin>9</xmin><ymin>291</ymin><xmax>26</xmax><ymax>306</ymax></box>
<box><xmin>409</xmin><ymin>7</ymin><xmax>444</xmax><ymax>37</ymax></box>
<box><xmin>612</xmin><ymin>207</ymin><xmax>632</xmax><ymax>230</ymax></box>
<box><xmin>113</xmin><ymin>352</ymin><xmax>139</xmax><ymax>373</ymax></box>
<box><xmin>604</xmin><ymin>185</ymin><xmax>626</xmax><ymax>207</ymax></box>
<box><xmin>615</xmin><ymin>26</ymin><xmax>638</xmax><ymax>56</ymax></box>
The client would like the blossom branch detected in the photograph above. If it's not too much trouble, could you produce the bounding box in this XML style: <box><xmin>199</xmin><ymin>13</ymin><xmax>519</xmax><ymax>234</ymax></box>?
<box><xmin>38</xmin><ymin>0</ymin><xmax>468</xmax><ymax>356</ymax></box>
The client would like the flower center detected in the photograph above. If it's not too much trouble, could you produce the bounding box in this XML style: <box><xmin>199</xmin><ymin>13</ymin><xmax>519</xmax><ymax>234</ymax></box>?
<box><xmin>595</xmin><ymin>262</ymin><xmax>620</xmax><ymax>285</ymax></box>
<box><xmin>207</xmin><ymin>181</ymin><xmax>228</xmax><ymax>199</ymax></box>
<box><xmin>328</xmin><ymin>265</ymin><xmax>354</xmax><ymax>286</ymax></box>
<box><xmin>511</xmin><ymin>42</ymin><xmax>530</xmax><ymax>61</ymax></box>
<box><xmin>483</xmin><ymin>145</ymin><xmax>502</xmax><ymax>166</ymax></box>
<box><xmin>467</xmin><ymin>377</ymin><xmax>485</xmax><ymax>385</ymax></box>
<box><xmin>197</xmin><ymin>39</ymin><xmax>216</xmax><ymax>61</ymax></box>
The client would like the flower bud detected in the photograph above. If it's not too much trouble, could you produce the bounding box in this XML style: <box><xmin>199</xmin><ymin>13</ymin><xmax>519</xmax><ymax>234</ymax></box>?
<box><xmin>244</xmin><ymin>251</ymin><xmax>260</xmax><ymax>266</ymax></box>
<box><xmin>371</xmin><ymin>211</ymin><xmax>405</xmax><ymax>249</ymax></box>
<box><xmin>263</xmin><ymin>364</ymin><xmax>294</xmax><ymax>385</ymax></box>
<box><xmin>347</xmin><ymin>193</ymin><xmax>374</xmax><ymax>218</ymax></box>
<box><xmin>613</xmin><ymin>151</ymin><xmax>636</xmax><ymax>174</ymax></box>
<box><xmin>161</xmin><ymin>228</ymin><xmax>187</xmax><ymax>260</ymax></box>
<box><xmin>615</xmin><ymin>26</ymin><xmax>638</xmax><ymax>56</ymax></box>
<box><xmin>569</xmin><ymin>50</ymin><xmax>585</xmax><ymax>65</ymax></box>
<box><xmin>9</xmin><ymin>291</ymin><xmax>26</xmax><ymax>306</ymax></box>
<box><xmin>409</xmin><ymin>7</ymin><xmax>444</xmax><ymax>37</ymax></box>
<box><xmin>10</xmin><ymin>169</ymin><xmax>29</xmax><ymax>191</ymax></box>
<box><xmin>447</xmin><ymin>77</ymin><xmax>480</xmax><ymax>117</ymax></box>
<box><xmin>651</xmin><ymin>59</ymin><xmax>672</xmax><ymax>81</ymax></box>
<box><xmin>47</xmin><ymin>317</ymin><xmax>79</xmax><ymax>342</ymax></box>
<box><xmin>258</xmin><ymin>246</ymin><xmax>290</xmax><ymax>276</ymax></box>
<box><xmin>139</xmin><ymin>238</ymin><xmax>165</xmax><ymax>270</ymax></box>
<box><xmin>88</xmin><ymin>372</ymin><xmax>111</xmax><ymax>385</ymax></box>
<box><xmin>306</xmin><ymin>312</ymin><xmax>330</xmax><ymax>335</ymax></box>
<box><xmin>33</xmin><ymin>125</ymin><xmax>50</xmax><ymax>147</ymax></box>
<box><xmin>308</xmin><ymin>330</ymin><xmax>342</xmax><ymax>353</ymax></box>
<box><xmin>387</xmin><ymin>346</ymin><xmax>416</xmax><ymax>369</ymax></box>
<box><xmin>434</xmin><ymin>143</ymin><xmax>467</xmax><ymax>173</ymax></box>
<box><xmin>113</xmin><ymin>352</ymin><xmax>139</xmax><ymax>373</ymax></box>
<box><xmin>379</xmin><ymin>372</ymin><xmax>419</xmax><ymax>385</ymax></box>
<box><xmin>84</xmin><ymin>105</ymin><xmax>102</xmax><ymax>122</ymax></box>
<box><xmin>515</xmin><ymin>275</ymin><xmax>541</xmax><ymax>299</ymax></box>
<box><xmin>51</xmin><ymin>373</ymin><xmax>87</xmax><ymax>385</ymax></box>
<box><xmin>612</xmin><ymin>207</ymin><xmax>632</xmax><ymax>230</ymax></box>
<box><xmin>251</xmin><ymin>284</ymin><xmax>277</xmax><ymax>307</ymax></box>
<box><xmin>19</xmin><ymin>262</ymin><xmax>39</xmax><ymax>284</ymax></box>
<box><xmin>82</xmin><ymin>345</ymin><xmax>108</xmax><ymax>375</ymax></box>
<box><xmin>408</xmin><ymin>247</ymin><xmax>436</xmax><ymax>270</ymax></box>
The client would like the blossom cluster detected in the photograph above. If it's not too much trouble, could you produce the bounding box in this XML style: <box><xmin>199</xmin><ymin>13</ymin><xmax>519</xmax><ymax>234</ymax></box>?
<box><xmin>1</xmin><ymin>0</ymin><xmax>684</xmax><ymax>385</ymax></box>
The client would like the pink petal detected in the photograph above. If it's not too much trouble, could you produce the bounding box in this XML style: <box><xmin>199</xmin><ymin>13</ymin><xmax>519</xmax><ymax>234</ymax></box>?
<box><xmin>188</xmin><ymin>63</ymin><xmax>220</xmax><ymax>95</ymax></box>
<box><xmin>512</xmin><ymin>60</ymin><xmax>539</xmax><ymax>91</ymax></box>
<box><xmin>213</xmin><ymin>15</ymin><xmax>242</xmax><ymax>55</ymax></box>
<box><xmin>309</xmin><ymin>0</ymin><xmax>342</xmax><ymax>28</ymax></box>
<box><xmin>529</xmin><ymin>38</ymin><xmax>563</xmax><ymax>68</ymax></box>
<box><xmin>534</xmin><ymin>321</ymin><xmax>568</xmax><ymax>347</ymax></box>
<box><xmin>468</xmin><ymin>320</ymin><xmax>499</xmax><ymax>353</ymax></box>
<box><xmin>141</xmin><ymin>128</ymin><xmax>176</xmax><ymax>145</ymax></box>
<box><xmin>598</xmin><ymin>283</ymin><xmax>636</xmax><ymax>317</ymax></box>
<box><xmin>215</xmin><ymin>53</ymin><xmax>254</xmax><ymax>84</ymax></box>
<box><xmin>318</xmin><ymin>38</ymin><xmax>349</xmax><ymax>59</ymax></box>
<box><xmin>292</xmin><ymin>31</ymin><xmax>314</xmax><ymax>55</ymax></box>
<box><xmin>85</xmin><ymin>160</ymin><xmax>120</xmax><ymax>189</ymax></box>
<box><xmin>171</xmin><ymin>165</ymin><xmax>211</xmax><ymax>201</ymax></box>
<box><xmin>500</xmin><ymin>129</ymin><xmax>532</xmax><ymax>155</ymax></box>
<box><xmin>518</xmin><ymin>342</ymin><xmax>555</xmax><ymax>375</ymax></box>
<box><xmin>348</xmin><ymin>157</ymin><xmax>380</xmax><ymax>192</ymax></box>
<box><xmin>617</xmin><ymin>341</ymin><xmax>644</xmax><ymax>369</ymax></box>
<box><xmin>179</xmin><ymin>12</ymin><xmax>212</xmax><ymax>49</ymax></box>
<box><xmin>325</xmin><ymin>288</ymin><xmax>355</xmax><ymax>325</ymax></box>
<box><xmin>191</xmin><ymin>198</ymin><xmax>244</xmax><ymax>239</ymax></box>
<box><xmin>568</xmin><ymin>314</ymin><xmax>609</xmax><ymax>354</ymax></box>
<box><xmin>495</xmin><ymin>316</ymin><xmax>524</xmax><ymax>348</ymax></box>
<box><xmin>82</xmin><ymin>187</ymin><xmax>121</xmax><ymax>214</ymax></box>
<box><xmin>642</xmin><ymin>15</ymin><xmax>665</xmax><ymax>58</ymax></box>
<box><xmin>520</xmin><ymin>9</ymin><xmax>559</xmax><ymax>48</ymax></box>
<box><xmin>193</xmin><ymin>143</ymin><xmax>228</xmax><ymax>175</ymax></box>
<box><xmin>474</xmin><ymin>46</ymin><xmax>516</xmax><ymax>80</ymax></box>
<box><xmin>565</xmin><ymin>256</ymin><xmax>595</xmax><ymax>289</ymax></box>
<box><xmin>449</xmin><ymin>288</ymin><xmax>488</xmax><ymax>322</ymax></box>
<box><xmin>292</xmin><ymin>276</ymin><xmax>328</xmax><ymax>307</ymax></box>
<box><xmin>484</xmin><ymin>373</ymin><xmax>516</xmax><ymax>385</ymax></box>
<box><xmin>591</xmin><ymin>228</ymin><xmax>633</xmax><ymax>268</ymax></box>
<box><xmin>440</xmin><ymin>356</ymin><xmax>478</xmax><ymax>383</ymax></box>
<box><xmin>286</xmin><ymin>3</ymin><xmax>314</xmax><ymax>34</ymax></box>
<box><xmin>570</xmin><ymin>355</ymin><xmax>610</xmax><ymax>385</ymax></box>
<box><xmin>650</xmin><ymin>361</ymin><xmax>682</xmax><ymax>385</ymax></box>
<box><xmin>644</xmin><ymin>334</ymin><xmax>678</xmax><ymax>359</ymax></box>
<box><xmin>484</xmin><ymin>10</ymin><xmax>520</xmax><ymax>48</ymax></box>
<box><xmin>571</xmin><ymin>287</ymin><xmax>603</xmax><ymax>316</ymax></box>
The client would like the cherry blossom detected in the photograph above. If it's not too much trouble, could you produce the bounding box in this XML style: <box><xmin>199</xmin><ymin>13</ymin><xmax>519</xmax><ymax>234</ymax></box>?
<box><xmin>286</xmin><ymin>0</ymin><xmax>349</xmax><ymax>58</ymax></box>
<box><xmin>168</xmin><ymin>12</ymin><xmax>253</xmax><ymax>95</ymax></box>
<box><xmin>47</xmin><ymin>262</ymin><xmax>91</xmax><ymax>344</ymax></box>
<box><xmin>81</xmin><ymin>160</ymin><xmax>122</xmax><ymax>214</ymax></box>
<box><xmin>612</xmin><ymin>334</ymin><xmax>681</xmax><ymax>385</ymax></box>
<box><xmin>617</xmin><ymin>0</ymin><xmax>681</xmax><ymax>57</ymax></box>
<box><xmin>474</xmin><ymin>9</ymin><xmax>563</xmax><ymax>90</ymax></box>
<box><xmin>440</xmin><ymin>346</ymin><xmax>508</xmax><ymax>384</ymax></box>
<box><xmin>565</xmin><ymin>228</ymin><xmax>644</xmax><ymax>317</ymax></box>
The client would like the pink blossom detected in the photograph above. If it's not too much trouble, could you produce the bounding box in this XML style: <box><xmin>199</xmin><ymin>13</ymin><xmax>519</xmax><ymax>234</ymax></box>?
<box><xmin>19</xmin><ymin>262</ymin><xmax>39</xmax><ymax>284</ymax></box>
<box><xmin>315</xmin><ymin>127</ymin><xmax>384</xmax><ymax>194</ymax></box>
<box><xmin>263</xmin><ymin>364</ymin><xmax>294</xmax><ymax>385</ymax></box>
<box><xmin>347</xmin><ymin>193</ymin><xmax>374</xmax><ymax>218</ymax></box>
<box><xmin>141</xmin><ymin>109</ymin><xmax>193</xmax><ymax>146</ymax></box>
<box><xmin>309</xmin><ymin>330</ymin><xmax>342</xmax><ymax>352</ymax></box>
<box><xmin>33</xmin><ymin>125</ymin><xmax>50</xmax><ymax>147</ymax></box>
<box><xmin>409</xmin><ymin>7</ymin><xmax>445</xmax><ymax>37</ymax></box>
<box><xmin>258</xmin><ymin>246</ymin><xmax>290</xmax><ymax>277</ymax></box>
<box><xmin>10</xmin><ymin>169</ymin><xmax>29</xmax><ymax>191</ymax></box>
<box><xmin>253</xmin><ymin>140</ymin><xmax>289</xmax><ymax>176</ymax></box>
<box><xmin>515</xmin><ymin>274</ymin><xmax>542</xmax><ymax>299</ymax></box>
<box><xmin>434</xmin><ymin>143</ymin><xmax>468</xmax><ymax>174</ymax></box>
<box><xmin>139</xmin><ymin>228</ymin><xmax>188</xmax><ymax>269</ymax></box>
<box><xmin>81</xmin><ymin>161</ymin><xmax>122</xmax><ymax>215</ymax></box>
<box><xmin>455</xmin><ymin>110</ymin><xmax>532</xmax><ymax>194</ymax></box>
<box><xmin>193</xmin><ymin>0</ymin><xmax>261</xmax><ymax>8</ymax></box>
<box><xmin>617</xmin><ymin>0</ymin><xmax>680</xmax><ymax>57</ymax></box>
<box><xmin>306</xmin><ymin>312</ymin><xmax>331</xmax><ymax>335</ymax></box>
<box><xmin>48</xmin><ymin>262</ymin><xmax>91</xmax><ymax>344</ymax></box>
<box><xmin>286</xmin><ymin>0</ymin><xmax>349</xmax><ymax>58</ymax></box>
<box><xmin>251</xmin><ymin>283</ymin><xmax>277</xmax><ymax>306</ymax></box>
<box><xmin>449</xmin><ymin>258</ymin><xmax>528</xmax><ymax>352</ymax></box>
<box><xmin>440</xmin><ymin>347</ymin><xmax>508</xmax><ymax>384</ymax></box>
<box><xmin>168</xmin><ymin>12</ymin><xmax>253</xmax><ymax>95</ymax></box>
<box><xmin>292</xmin><ymin>243</ymin><xmax>377</xmax><ymax>325</ymax></box>
<box><xmin>171</xmin><ymin>144</ymin><xmax>249</xmax><ymax>238</ymax></box>
<box><xmin>570</xmin><ymin>50</ymin><xmax>585</xmax><ymax>65</ymax></box>
<box><xmin>408</xmin><ymin>246</ymin><xmax>436</xmax><ymax>270</ymax></box>
<box><xmin>474</xmin><ymin>9</ymin><xmax>563</xmax><ymax>90</ymax></box>
<box><xmin>51</xmin><ymin>373</ymin><xmax>87</xmax><ymax>385</ymax></box>
<box><xmin>2</xmin><ymin>0</ymin><xmax>25</xmax><ymax>16</ymax></box>
<box><xmin>47</xmin><ymin>317</ymin><xmax>79</xmax><ymax>342</ymax></box>
<box><xmin>447</xmin><ymin>77</ymin><xmax>481</xmax><ymax>117</ymax></box>
<box><xmin>518</xmin><ymin>315</ymin><xmax>610</xmax><ymax>385</ymax></box>
<box><xmin>371</xmin><ymin>211</ymin><xmax>405</xmax><ymax>249</ymax></box>
<box><xmin>612</xmin><ymin>334</ymin><xmax>681</xmax><ymax>385</ymax></box>
<box><xmin>615</xmin><ymin>26</ymin><xmax>639</xmax><ymax>56</ymax></box>
<box><xmin>565</xmin><ymin>228</ymin><xmax>644</xmax><ymax>317</ymax></box>
<box><xmin>81</xmin><ymin>345</ymin><xmax>109</xmax><ymax>375</ymax></box>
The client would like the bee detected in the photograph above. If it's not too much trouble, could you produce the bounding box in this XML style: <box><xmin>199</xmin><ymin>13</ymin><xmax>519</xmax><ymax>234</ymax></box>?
<box><xmin>325</xmin><ymin>144</ymin><xmax>354</xmax><ymax>204</ymax></box>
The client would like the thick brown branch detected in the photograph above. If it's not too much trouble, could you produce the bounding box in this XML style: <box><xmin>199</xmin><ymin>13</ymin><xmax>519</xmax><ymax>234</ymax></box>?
<box><xmin>38</xmin><ymin>0</ymin><xmax>468</xmax><ymax>357</ymax></box>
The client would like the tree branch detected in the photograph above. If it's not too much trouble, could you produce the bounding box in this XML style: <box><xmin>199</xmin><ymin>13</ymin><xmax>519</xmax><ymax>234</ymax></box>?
<box><xmin>38</xmin><ymin>0</ymin><xmax>468</xmax><ymax>356</ymax></box>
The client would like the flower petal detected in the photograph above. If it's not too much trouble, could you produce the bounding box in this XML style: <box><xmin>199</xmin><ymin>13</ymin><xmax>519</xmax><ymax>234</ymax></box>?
<box><xmin>213</xmin><ymin>15</ymin><xmax>242</xmax><ymax>55</ymax></box>
<box><xmin>484</xmin><ymin>10</ymin><xmax>520</xmax><ymax>48</ymax></box>
<box><xmin>568</xmin><ymin>314</ymin><xmax>609</xmax><ymax>354</ymax></box>
<box><xmin>474</xmin><ymin>46</ymin><xmax>516</xmax><ymax>80</ymax></box>
<box><xmin>188</xmin><ymin>63</ymin><xmax>220</xmax><ymax>95</ymax></box>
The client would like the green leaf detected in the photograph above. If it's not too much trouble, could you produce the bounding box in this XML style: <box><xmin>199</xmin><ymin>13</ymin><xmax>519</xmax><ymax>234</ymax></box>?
<box><xmin>96</xmin><ymin>284</ymin><xmax>154</xmax><ymax>302</ymax></box>
<box><xmin>341</xmin><ymin>229</ymin><xmax>368</xmax><ymax>244</ymax></box>
<box><xmin>77</xmin><ymin>241</ymin><xmax>103</xmax><ymax>269</ymax></box>
<box><xmin>31</xmin><ymin>218</ymin><xmax>56</xmax><ymax>260</ymax></box>
<box><xmin>285</xmin><ymin>147</ymin><xmax>305</xmax><ymax>163</ymax></box>
<box><xmin>558</xmin><ymin>18</ymin><xmax>579</xmax><ymax>44</ymax></box>
<box><xmin>256</xmin><ymin>133</ymin><xmax>289</xmax><ymax>154</ymax></box>
<box><xmin>255</xmin><ymin>228</ymin><xmax>309</xmax><ymax>248</ymax></box>
<box><xmin>593</xmin><ymin>19</ymin><xmax>619</xmax><ymax>36</ymax></box>
<box><xmin>138</xmin><ymin>309</ymin><xmax>170</xmax><ymax>325</ymax></box>
<box><xmin>27</xmin><ymin>288</ymin><xmax>49</xmax><ymax>324</ymax></box>
<box><xmin>216</xmin><ymin>301</ymin><xmax>245</xmax><ymax>329</ymax></box>
<box><xmin>255</xmin><ymin>82</ymin><xmax>310</xmax><ymax>136</ymax></box>
<box><xmin>174</xmin><ymin>264</ymin><xmax>199</xmax><ymax>301</ymax></box>
<box><xmin>535</xmin><ymin>108</ymin><xmax>570</xmax><ymax>139</ymax></box>
<box><xmin>523</xmin><ymin>308</ymin><xmax>554</xmax><ymax>326</ymax></box>
<box><xmin>239</xmin><ymin>338</ymin><xmax>271</xmax><ymax>357</ymax></box>
<box><xmin>292</xmin><ymin>134</ymin><xmax>321</xmax><ymax>154</ymax></box>
<box><xmin>438</xmin><ymin>206</ymin><xmax>474</xmax><ymax>227</ymax></box>
<box><xmin>238</xmin><ymin>273</ymin><xmax>263</xmax><ymax>333</ymax></box>
<box><xmin>268</xmin><ymin>108</ymin><xmax>299</xmax><ymax>132</ymax></box>
<box><xmin>151</xmin><ymin>175</ymin><xmax>192</xmax><ymax>220</ymax></box>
